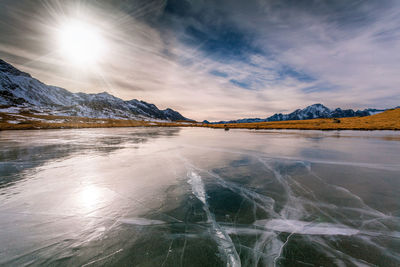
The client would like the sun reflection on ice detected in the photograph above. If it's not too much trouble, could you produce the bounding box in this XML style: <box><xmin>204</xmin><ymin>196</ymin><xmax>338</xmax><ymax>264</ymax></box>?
<box><xmin>78</xmin><ymin>184</ymin><xmax>102</xmax><ymax>213</ymax></box>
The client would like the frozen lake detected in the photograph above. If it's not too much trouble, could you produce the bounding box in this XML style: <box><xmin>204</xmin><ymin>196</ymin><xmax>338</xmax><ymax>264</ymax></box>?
<box><xmin>0</xmin><ymin>128</ymin><xmax>399</xmax><ymax>266</ymax></box>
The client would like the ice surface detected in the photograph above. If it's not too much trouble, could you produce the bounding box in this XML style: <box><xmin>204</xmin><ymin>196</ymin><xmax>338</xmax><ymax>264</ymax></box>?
<box><xmin>0</xmin><ymin>128</ymin><xmax>399</xmax><ymax>266</ymax></box>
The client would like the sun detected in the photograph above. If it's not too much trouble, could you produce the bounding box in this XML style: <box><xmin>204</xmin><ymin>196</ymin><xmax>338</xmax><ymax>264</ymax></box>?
<box><xmin>57</xmin><ymin>19</ymin><xmax>106</xmax><ymax>66</ymax></box>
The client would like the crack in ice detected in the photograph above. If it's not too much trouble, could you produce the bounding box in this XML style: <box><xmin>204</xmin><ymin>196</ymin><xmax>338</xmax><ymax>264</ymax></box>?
<box><xmin>187</xmin><ymin>170</ymin><xmax>241</xmax><ymax>267</ymax></box>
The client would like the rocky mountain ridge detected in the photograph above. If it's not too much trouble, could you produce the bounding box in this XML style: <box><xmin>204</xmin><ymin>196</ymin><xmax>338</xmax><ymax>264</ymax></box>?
<box><xmin>211</xmin><ymin>103</ymin><xmax>387</xmax><ymax>124</ymax></box>
<box><xmin>0</xmin><ymin>59</ymin><xmax>190</xmax><ymax>121</ymax></box>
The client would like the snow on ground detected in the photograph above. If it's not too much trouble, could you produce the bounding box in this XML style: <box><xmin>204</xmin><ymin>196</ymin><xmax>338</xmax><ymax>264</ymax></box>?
<box><xmin>368</xmin><ymin>111</ymin><xmax>384</xmax><ymax>115</ymax></box>
<box><xmin>0</xmin><ymin>107</ymin><xmax>22</xmax><ymax>113</ymax></box>
<box><xmin>7</xmin><ymin>120</ymin><xmax>20</xmax><ymax>124</ymax></box>
<box><xmin>43</xmin><ymin>119</ymin><xmax>67</xmax><ymax>123</ymax></box>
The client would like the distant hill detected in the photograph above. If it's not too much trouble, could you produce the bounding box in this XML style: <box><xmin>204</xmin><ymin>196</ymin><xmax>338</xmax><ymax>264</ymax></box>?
<box><xmin>208</xmin><ymin>108</ymin><xmax>400</xmax><ymax>130</ymax></box>
<box><xmin>0</xmin><ymin>59</ymin><xmax>191</xmax><ymax>121</ymax></box>
<box><xmin>211</xmin><ymin>103</ymin><xmax>389</xmax><ymax>124</ymax></box>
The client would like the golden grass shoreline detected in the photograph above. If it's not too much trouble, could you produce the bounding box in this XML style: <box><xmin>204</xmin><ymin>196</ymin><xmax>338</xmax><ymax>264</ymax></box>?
<box><xmin>1</xmin><ymin>108</ymin><xmax>399</xmax><ymax>131</ymax></box>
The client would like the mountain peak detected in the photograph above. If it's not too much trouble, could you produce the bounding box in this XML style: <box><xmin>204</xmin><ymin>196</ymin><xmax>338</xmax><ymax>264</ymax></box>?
<box><xmin>98</xmin><ymin>91</ymin><xmax>112</xmax><ymax>96</ymax></box>
<box><xmin>0</xmin><ymin>59</ymin><xmax>31</xmax><ymax>78</ymax></box>
<box><xmin>304</xmin><ymin>103</ymin><xmax>330</xmax><ymax>111</ymax></box>
<box><xmin>309</xmin><ymin>103</ymin><xmax>327</xmax><ymax>107</ymax></box>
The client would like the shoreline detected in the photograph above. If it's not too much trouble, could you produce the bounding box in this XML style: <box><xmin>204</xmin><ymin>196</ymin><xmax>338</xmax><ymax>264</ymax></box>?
<box><xmin>1</xmin><ymin>126</ymin><xmax>399</xmax><ymax>131</ymax></box>
<box><xmin>1</xmin><ymin>108</ymin><xmax>399</xmax><ymax>131</ymax></box>
<box><xmin>1</xmin><ymin>122</ymin><xmax>399</xmax><ymax>132</ymax></box>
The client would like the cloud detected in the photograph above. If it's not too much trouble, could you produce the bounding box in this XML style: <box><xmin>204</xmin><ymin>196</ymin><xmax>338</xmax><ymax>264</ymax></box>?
<box><xmin>221</xmin><ymin>0</ymin><xmax>400</xmax><ymax>109</ymax></box>
<box><xmin>0</xmin><ymin>0</ymin><xmax>399</xmax><ymax>121</ymax></box>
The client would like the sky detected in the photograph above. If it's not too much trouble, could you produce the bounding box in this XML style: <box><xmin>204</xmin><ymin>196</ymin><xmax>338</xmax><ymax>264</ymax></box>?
<box><xmin>0</xmin><ymin>0</ymin><xmax>399</xmax><ymax>121</ymax></box>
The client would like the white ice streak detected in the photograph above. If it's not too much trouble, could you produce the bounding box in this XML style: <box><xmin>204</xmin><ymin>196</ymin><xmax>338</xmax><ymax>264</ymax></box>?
<box><xmin>118</xmin><ymin>218</ymin><xmax>166</xmax><ymax>226</ymax></box>
<box><xmin>82</xmin><ymin>248</ymin><xmax>123</xmax><ymax>266</ymax></box>
<box><xmin>187</xmin><ymin>170</ymin><xmax>207</xmax><ymax>205</ymax></box>
<box><xmin>254</xmin><ymin>219</ymin><xmax>360</xmax><ymax>236</ymax></box>
<box><xmin>187</xmin><ymin>170</ymin><xmax>241</xmax><ymax>267</ymax></box>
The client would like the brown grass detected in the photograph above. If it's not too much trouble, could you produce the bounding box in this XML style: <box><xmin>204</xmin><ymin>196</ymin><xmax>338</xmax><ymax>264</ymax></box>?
<box><xmin>207</xmin><ymin>108</ymin><xmax>400</xmax><ymax>130</ymax></box>
<box><xmin>1</xmin><ymin>108</ymin><xmax>399</xmax><ymax>131</ymax></box>
<box><xmin>0</xmin><ymin>112</ymin><xmax>191</xmax><ymax>130</ymax></box>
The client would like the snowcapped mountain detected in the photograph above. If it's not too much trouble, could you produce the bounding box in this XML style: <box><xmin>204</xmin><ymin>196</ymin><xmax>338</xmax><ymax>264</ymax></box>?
<box><xmin>212</xmin><ymin>103</ymin><xmax>387</xmax><ymax>124</ymax></box>
<box><xmin>0</xmin><ymin>59</ymin><xmax>190</xmax><ymax>121</ymax></box>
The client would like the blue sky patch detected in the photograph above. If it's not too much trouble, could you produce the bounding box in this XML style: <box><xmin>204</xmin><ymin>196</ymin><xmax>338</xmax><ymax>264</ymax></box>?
<box><xmin>210</xmin><ymin>70</ymin><xmax>229</xmax><ymax>78</ymax></box>
<box><xmin>230</xmin><ymin>79</ymin><xmax>252</xmax><ymax>90</ymax></box>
